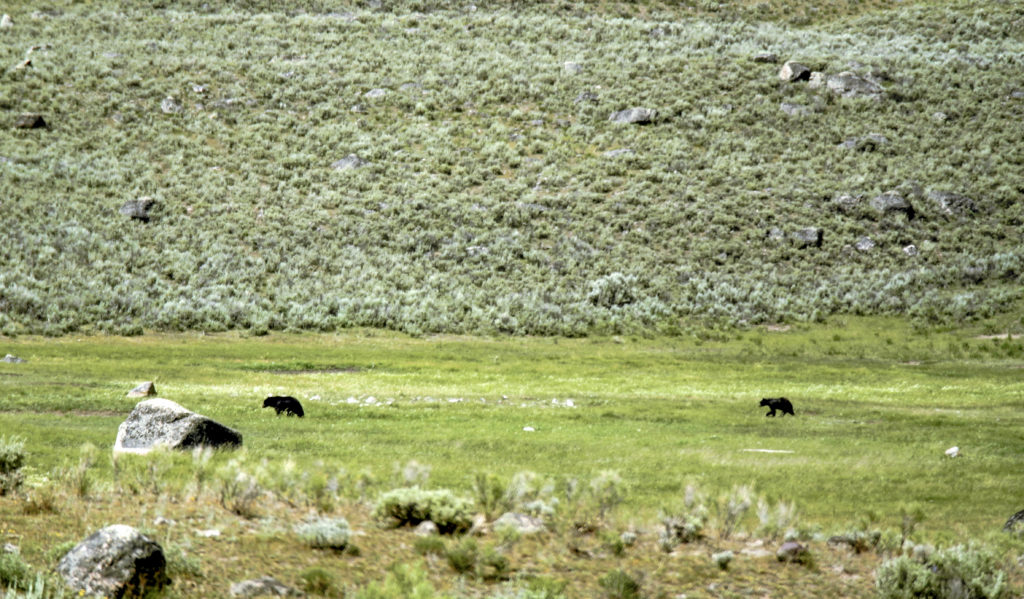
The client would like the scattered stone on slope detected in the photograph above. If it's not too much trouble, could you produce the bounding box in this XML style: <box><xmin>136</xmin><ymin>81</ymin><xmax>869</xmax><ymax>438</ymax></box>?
<box><xmin>778</xmin><ymin>61</ymin><xmax>810</xmax><ymax>82</ymax></box>
<box><xmin>807</xmin><ymin>71</ymin><xmax>826</xmax><ymax>90</ymax></box>
<box><xmin>563</xmin><ymin>61</ymin><xmax>583</xmax><ymax>74</ymax></box>
<box><xmin>791</xmin><ymin>227</ymin><xmax>823</xmax><ymax>248</ymax></box>
<box><xmin>854</xmin><ymin>237</ymin><xmax>876</xmax><ymax>252</ymax></box>
<box><xmin>13</xmin><ymin>113</ymin><xmax>46</xmax><ymax>129</ymax></box>
<box><xmin>776</xmin><ymin>541</ymin><xmax>810</xmax><ymax>563</ymax></box>
<box><xmin>364</xmin><ymin>88</ymin><xmax>388</xmax><ymax>98</ymax></box>
<box><xmin>0</xmin><ymin>14</ymin><xmax>12</xmax><ymax>28</ymax></box>
<box><xmin>160</xmin><ymin>97</ymin><xmax>182</xmax><ymax>114</ymax></box>
<box><xmin>603</xmin><ymin>149</ymin><xmax>635</xmax><ymax>158</ymax></box>
<box><xmin>332</xmin><ymin>154</ymin><xmax>369</xmax><ymax>171</ymax></box>
<box><xmin>826</xmin><ymin>72</ymin><xmax>883</xmax><ymax>99</ymax></box>
<box><xmin>928</xmin><ymin>191</ymin><xmax>977</xmax><ymax>217</ymax></box>
<box><xmin>2</xmin><ymin>354</ymin><xmax>26</xmax><ymax>363</ymax></box>
<box><xmin>837</xmin><ymin>134</ymin><xmax>889</xmax><ymax>151</ymax></box>
<box><xmin>57</xmin><ymin>525</ymin><xmax>171</xmax><ymax>599</ymax></box>
<box><xmin>833</xmin><ymin>193</ymin><xmax>862</xmax><ymax>212</ymax></box>
<box><xmin>119</xmin><ymin>197</ymin><xmax>156</xmax><ymax>223</ymax></box>
<box><xmin>574</xmin><ymin>90</ymin><xmax>598</xmax><ymax>104</ymax></box>
<box><xmin>752</xmin><ymin>52</ymin><xmax>778</xmax><ymax>63</ymax></box>
<box><xmin>765</xmin><ymin>227</ymin><xmax>785</xmax><ymax>242</ymax></box>
<box><xmin>414</xmin><ymin>521</ymin><xmax>439</xmax><ymax>536</ymax></box>
<box><xmin>229</xmin><ymin>576</ymin><xmax>302</xmax><ymax>598</ymax></box>
<box><xmin>903</xmin><ymin>244</ymin><xmax>919</xmax><ymax>256</ymax></box>
<box><xmin>609</xmin><ymin>107</ymin><xmax>656</xmax><ymax>124</ymax></box>
<box><xmin>780</xmin><ymin>102</ymin><xmax>810</xmax><ymax>116</ymax></box>
<box><xmin>113</xmin><ymin>398</ymin><xmax>242</xmax><ymax>455</ymax></box>
<box><xmin>870</xmin><ymin>191</ymin><xmax>914</xmax><ymax>219</ymax></box>
<box><xmin>127</xmin><ymin>382</ymin><xmax>157</xmax><ymax>399</ymax></box>
<box><xmin>493</xmin><ymin>512</ymin><xmax>547</xmax><ymax>535</ymax></box>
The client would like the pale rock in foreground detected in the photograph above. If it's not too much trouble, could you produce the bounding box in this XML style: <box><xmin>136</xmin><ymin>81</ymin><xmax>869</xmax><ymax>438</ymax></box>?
<box><xmin>114</xmin><ymin>398</ymin><xmax>242</xmax><ymax>455</ymax></box>
<box><xmin>57</xmin><ymin>525</ymin><xmax>170</xmax><ymax>599</ymax></box>
<box><xmin>230</xmin><ymin>576</ymin><xmax>302</xmax><ymax>597</ymax></box>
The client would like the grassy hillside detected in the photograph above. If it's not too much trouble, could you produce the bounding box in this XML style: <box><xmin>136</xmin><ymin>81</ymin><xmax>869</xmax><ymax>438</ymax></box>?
<box><xmin>2</xmin><ymin>0</ymin><xmax>1023</xmax><ymax>337</ymax></box>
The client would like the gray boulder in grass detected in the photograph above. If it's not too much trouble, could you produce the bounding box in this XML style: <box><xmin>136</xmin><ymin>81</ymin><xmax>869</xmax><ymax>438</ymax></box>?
<box><xmin>114</xmin><ymin>398</ymin><xmax>242</xmax><ymax>455</ymax></box>
<box><xmin>126</xmin><ymin>382</ymin><xmax>157</xmax><ymax>398</ymax></box>
<box><xmin>57</xmin><ymin>525</ymin><xmax>171</xmax><ymax>599</ymax></box>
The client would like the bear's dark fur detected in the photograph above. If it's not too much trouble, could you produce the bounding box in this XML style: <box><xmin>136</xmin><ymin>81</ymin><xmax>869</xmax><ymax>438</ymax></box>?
<box><xmin>263</xmin><ymin>396</ymin><xmax>304</xmax><ymax>417</ymax></box>
<box><xmin>760</xmin><ymin>397</ymin><xmax>795</xmax><ymax>417</ymax></box>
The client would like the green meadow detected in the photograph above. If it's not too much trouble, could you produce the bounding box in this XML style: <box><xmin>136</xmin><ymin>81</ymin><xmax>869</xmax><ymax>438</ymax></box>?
<box><xmin>2</xmin><ymin>320</ymin><xmax>1023</xmax><ymax>596</ymax></box>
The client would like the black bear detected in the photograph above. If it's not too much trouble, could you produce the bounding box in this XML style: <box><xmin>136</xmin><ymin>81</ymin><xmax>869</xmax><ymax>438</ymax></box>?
<box><xmin>263</xmin><ymin>396</ymin><xmax>304</xmax><ymax>417</ymax></box>
<box><xmin>760</xmin><ymin>397</ymin><xmax>795</xmax><ymax>417</ymax></box>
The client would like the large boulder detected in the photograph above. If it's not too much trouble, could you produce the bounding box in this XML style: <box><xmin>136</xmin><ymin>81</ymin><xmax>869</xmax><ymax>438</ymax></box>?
<box><xmin>57</xmin><ymin>525</ymin><xmax>171</xmax><ymax>599</ymax></box>
<box><xmin>113</xmin><ymin>398</ymin><xmax>242</xmax><ymax>455</ymax></box>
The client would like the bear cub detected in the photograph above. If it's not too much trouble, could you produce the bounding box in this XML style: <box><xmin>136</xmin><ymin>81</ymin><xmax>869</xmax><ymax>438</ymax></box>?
<box><xmin>760</xmin><ymin>397</ymin><xmax>795</xmax><ymax>417</ymax></box>
<box><xmin>263</xmin><ymin>396</ymin><xmax>304</xmax><ymax>417</ymax></box>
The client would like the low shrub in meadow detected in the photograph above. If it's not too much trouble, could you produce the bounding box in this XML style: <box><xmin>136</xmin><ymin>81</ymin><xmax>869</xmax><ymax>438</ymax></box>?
<box><xmin>374</xmin><ymin>488</ymin><xmax>475</xmax><ymax>534</ymax></box>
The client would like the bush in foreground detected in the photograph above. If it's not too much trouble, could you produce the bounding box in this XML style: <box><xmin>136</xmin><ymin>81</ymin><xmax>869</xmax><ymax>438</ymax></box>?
<box><xmin>875</xmin><ymin>543</ymin><xmax>1009</xmax><ymax>599</ymax></box>
<box><xmin>374</xmin><ymin>488</ymin><xmax>475</xmax><ymax>534</ymax></box>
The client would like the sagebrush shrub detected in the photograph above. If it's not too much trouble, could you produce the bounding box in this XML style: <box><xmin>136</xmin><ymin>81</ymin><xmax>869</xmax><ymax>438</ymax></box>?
<box><xmin>0</xmin><ymin>435</ymin><xmax>26</xmax><ymax>496</ymax></box>
<box><xmin>373</xmin><ymin>487</ymin><xmax>474</xmax><ymax>534</ymax></box>
<box><xmin>295</xmin><ymin>517</ymin><xmax>351</xmax><ymax>551</ymax></box>
<box><xmin>875</xmin><ymin>544</ymin><xmax>1009</xmax><ymax>599</ymax></box>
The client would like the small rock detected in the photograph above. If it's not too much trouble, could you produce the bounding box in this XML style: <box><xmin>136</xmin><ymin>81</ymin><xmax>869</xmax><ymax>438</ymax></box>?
<box><xmin>826</xmin><ymin>71</ymin><xmax>883</xmax><ymax>99</ymax></box>
<box><xmin>807</xmin><ymin>71</ymin><xmax>826</xmax><ymax>89</ymax></box>
<box><xmin>468</xmin><ymin>513</ymin><xmax>489</xmax><ymax>536</ymax></box>
<box><xmin>160</xmin><ymin>97</ymin><xmax>182</xmax><ymax>114</ymax></box>
<box><xmin>766</xmin><ymin>227</ymin><xmax>785</xmax><ymax>242</ymax></box>
<box><xmin>564</xmin><ymin>61</ymin><xmax>583</xmax><ymax>74</ymax></box>
<box><xmin>229</xmin><ymin>576</ymin><xmax>302</xmax><ymax>598</ymax></box>
<box><xmin>944</xmin><ymin>446</ymin><xmax>960</xmax><ymax>458</ymax></box>
<box><xmin>752</xmin><ymin>52</ymin><xmax>778</xmax><ymax>63</ymax></box>
<box><xmin>119</xmin><ymin>197</ymin><xmax>156</xmax><ymax>223</ymax></box>
<box><xmin>195</xmin><ymin>529</ymin><xmax>221</xmax><ymax>538</ymax></box>
<box><xmin>414</xmin><ymin>520</ymin><xmax>439</xmax><ymax>536</ymax></box>
<box><xmin>854</xmin><ymin>237</ymin><xmax>875</xmax><ymax>252</ymax></box>
<box><xmin>833</xmin><ymin>193</ymin><xmax>861</xmax><ymax>212</ymax></box>
<box><xmin>776</xmin><ymin>541</ymin><xmax>809</xmax><ymax>563</ymax></box>
<box><xmin>153</xmin><ymin>517</ymin><xmax>175</xmax><ymax>527</ymax></box>
<box><xmin>127</xmin><ymin>382</ymin><xmax>157</xmax><ymax>398</ymax></box>
<box><xmin>903</xmin><ymin>244</ymin><xmax>919</xmax><ymax>256</ymax></box>
<box><xmin>932</xmin><ymin>111</ymin><xmax>949</xmax><ymax>122</ymax></box>
<box><xmin>609</xmin><ymin>107</ymin><xmax>656</xmax><ymax>124</ymax></box>
<box><xmin>14</xmin><ymin>58</ymin><xmax>31</xmax><ymax>70</ymax></box>
<box><xmin>2</xmin><ymin>543</ymin><xmax>18</xmax><ymax>554</ymax></box>
<box><xmin>791</xmin><ymin>227</ymin><xmax>823</xmax><ymax>248</ymax></box>
<box><xmin>1010</xmin><ymin>89</ymin><xmax>1024</xmax><ymax>100</ymax></box>
<box><xmin>364</xmin><ymin>88</ymin><xmax>388</xmax><ymax>98</ymax></box>
<box><xmin>780</xmin><ymin>102</ymin><xmax>810</xmax><ymax>116</ymax></box>
<box><xmin>13</xmin><ymin>113</ymin><xmax>46</xmax><ymax>129</ymax></box>
<box><xmin>331</xmin><ymin>154</ymin><xmax>368</xmax><ymax>171</ymax></box>
<box><xmin>0</xmin><ymin>14</ymin><xmax>12</xmax><ymax>28</ymax></box>
<box><xmin>620</xmin><ymin>531</ymin><xmax>638</xmax><ymax>546</ymax></box>
<box><xmin>574</xmin><ymin>91</ymin><xmax>599</xmax><ymax>104</ymax></box>
<box><xmin>603</xmin><ymin>149</ymin><xmax>635</xmax><ymax>158</ymax></box>
<box><xmin>2</xmin><ymin>354</ymin><xmax>26</xmax><ymax>363</ymax></box>
<box><xmin>779</xmin><ymin>61</ymin><xmax>811</xmax><ymax>82</ymax></box>
<box><xmin>493</xmin><ymin>512</ymin><xmax>546</xmax><ymax>536</ymax></box>
<box><xmin>871</xmin><ymin>191</ymin><xmax>914</xmax><ymax>219</ymax></box>
<box><xmin>928</xmin><ymin>191</ymin><xmax>977</xmax><ymax>217</ymax></box>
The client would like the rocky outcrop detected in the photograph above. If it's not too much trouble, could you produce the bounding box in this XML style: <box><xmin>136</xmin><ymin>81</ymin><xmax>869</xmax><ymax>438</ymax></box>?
<box><xmin>928</xmin><ymin>191</ymin><xmax>977</xmax><ymax>217</ymax></box>
<box><xmin>113</xmin><ymin>398</ymin><xmax>242</xmax><ymax>455</ymax></box>
<box><xmin>57</xmin><ymin>525</ymin><xmax>170</xmax><ymax>599</ymax></box>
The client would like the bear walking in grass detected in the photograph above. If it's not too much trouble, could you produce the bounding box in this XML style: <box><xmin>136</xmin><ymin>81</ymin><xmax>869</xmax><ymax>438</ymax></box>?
<box><xmin>760</xmin><ymin>397</ymin><xmax>795</xmax><ymax>417</ymax></box>
<box><xmin>263</xmin><ymin>396</ymin><xmax>304</xmax><ymax>417</ymax></box>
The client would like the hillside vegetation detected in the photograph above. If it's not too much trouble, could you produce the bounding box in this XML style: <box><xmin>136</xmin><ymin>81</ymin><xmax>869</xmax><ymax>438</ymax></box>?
<box><xmin>2</xmin><ymin>0</ymin><xmax>1023</xmax><ymax>336</ymax></box>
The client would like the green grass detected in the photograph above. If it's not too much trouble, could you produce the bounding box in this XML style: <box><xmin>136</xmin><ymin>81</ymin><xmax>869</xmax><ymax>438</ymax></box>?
<box><xmin>1</xmin><ymin>318</ymin><xmax>1022</xmax><ymax>535</ymax></box>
